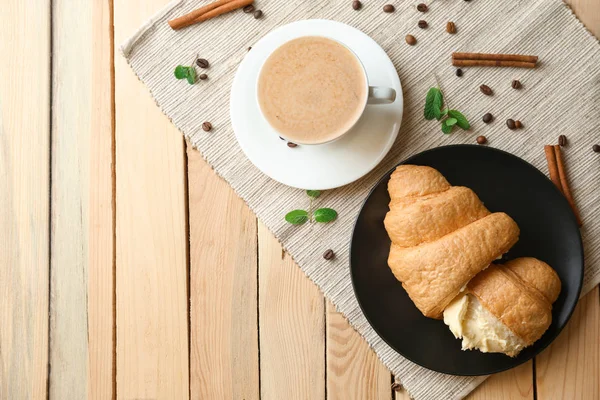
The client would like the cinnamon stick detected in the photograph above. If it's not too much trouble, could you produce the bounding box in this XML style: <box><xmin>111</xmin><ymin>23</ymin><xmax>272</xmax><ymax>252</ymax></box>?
<box><xmin>544</xmin><ymin>145</ymin><xmax>563</xmax><ymax>194</ymax></box>
<box><xmin>169</xmin><ymin>0</ymin><xmax>234</xmax><ymax>29</ymax></box>
<box><xmin>553</xmin><ymin>145</ymin><xmax>582</xmax><ymax>226</ymax></box>
<box><xmin>453</xmin><ymin>52</ymin><xmax>538</xmax><ymax>63</ymax></box>
<box><xmin>168</xmin><ymin>0</ymin><xmax>253</xmax><ymax>30</ymax></box>
<box><xmin>452</xmin><ymin>59</ymin><xmax>536</xmax><ymax>68</ymax></box>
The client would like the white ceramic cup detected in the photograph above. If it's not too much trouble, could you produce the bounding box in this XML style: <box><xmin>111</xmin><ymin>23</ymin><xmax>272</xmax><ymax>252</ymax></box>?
<box><xmin>256</xmin><ymin>36</ymin><xmax>396</xmax><ymax>145</ymax></box>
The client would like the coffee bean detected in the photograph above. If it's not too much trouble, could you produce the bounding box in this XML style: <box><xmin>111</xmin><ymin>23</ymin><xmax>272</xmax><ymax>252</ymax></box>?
<box><xmin>196</xmin><ymin>58</ymin><xmax>209</xmax><ymax>68</ymax></box>
<box><xmin>476</xmin><ymin>135</ymin><xmax>487</xmax><ymax>144</ymax></box>
<box><xmin>405</xmin><ymin>35</ymin><xmax>417</xmax><ymax>46</ymax></box>
<box><xmin>480</xmin><ymin>84</ymin><xmax>493</xmax><ymax>96</ymax></box>
<box><xmin>383</xmin><ymin>4</ymin><xmax>395</xmax><ymax>12</ymax></box>
<box><xmin>287</xmin><ymin>142</ymin><xmax>298</xmax><ymax>148</ymax></box>
<box><xmin>506</xmin><ymin>119</ymin><xmax>516</xmax><ymax>130</ymax></box>
<box><xmin>352</xmin><ymin>0</ymin><xmax>362</xmax><ymax>10</ymax></box>
<box><xmin>593</xmin><ymin>144</ymin><xmax>600</xmax><ymax>153</ymax></box>
<box><xmin>243</xmin><ymin>4</ymin><xmax>255</xmax><ymax>13</ymax></box>
<box><xmin>202</xmin><ymin>121</ymin><xmax>212</xmax><ymax>131</ymax></box>
<box><xmin>323</xmin><ymin>249</ymin><xmax>335</xmax><ymax>260</ymax></box>
<box><xmin>482</xmin><ymin>113</ymin><xmax>493</xmax><ymax>123</ymax></box>
<box><xmin>446</xmin><ymin>21</ymin><xmax>456</xmax><ymax>34</ymax></box>
<box><xmin>511</xmin><ymin>79</ymin><xmax>522</xmax><ymax>89</ymax></box>
<box><xmin>515</xmin><ymin>120</ymin><xmax>523</xmax><ymax>129</ymax></box>
<box><xmin>253</xmin><ymin>9</ymin><xmax>263</xmax><ymax>19</ymax></box>
<box><xmin>199</xmin><ymin>73</ymin><xmax>208</xmax><ymax>80</ymax></box>
<box><xmin>558</xmin><ymin>135</ymin><xmax>567</xmax><ymax>146</ymax></box>
<box><xmin>391</xmin><ymin>382</ymin><xmax>402</xmax><ymax>391</ymax></box>
<box><xmin>455</xmin><ymin>68</ymin><xmax>463</xmax><ymax>77</ymax></box>
<box><xmin>416</xmin><ymin>3</ymin><xmax>428</xmax><ymax>12</ymax></box>
<box><xmin>418</xmin><ymin>20</ymin><xmax>428</xmax><ymax>29</ymax></box>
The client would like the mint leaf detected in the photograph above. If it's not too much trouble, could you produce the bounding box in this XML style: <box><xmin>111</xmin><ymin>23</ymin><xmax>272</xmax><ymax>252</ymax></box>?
<box><xmin>424</xmin><ymin>87</ymin><xmax>443</xmax><ymax>120</ymax></box>
<box><xmin>306</xmin><ymin>190</ymin><xmax>321</xmax><ymax>199</ymax></box>
<box><xmin>186</xmin><ymin>67</ymin><xmax>196</xmax><ymax>84</ymax></box>
<box><xmin>446</xmin><ymin>118</ymin><xmax>458</xmax><ymax>126</ymax></box>
<box><xmin>174</xmin><ymin>65</ymin><xmax>188</xmax><ymax>79</ymax></box>
<box><xmin>314</xmin><ymin>208</ymin><xmax>337</xmax><ymax>223</ymax></box>
<box><xmin>447</xmin><ymin>110</ymin><xmax>470</xmax><ymax>130</ymax></box>
<box><xmin>285</xmin><ymin>210</ymin><xmax>308</xmax><ymax>225</ymax></box>
<box><xmin>441</xmin><ymin>122</ymin><xmax>453</xmax><ymax>134</ymax></box>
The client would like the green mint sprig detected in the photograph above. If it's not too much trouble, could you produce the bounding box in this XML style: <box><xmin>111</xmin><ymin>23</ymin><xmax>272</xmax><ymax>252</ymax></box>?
<box><xmin>314</xmin><ymin>208</ymin><xmax>337</xmax><ymax>223</ymax></box>
<box><xmin>424</xmin><ymin>87</ymin><xmax>470</xmax><ymax>134</ymax></box>
<box><xmin>175</xmin><ymin>55</ymin><xmax>199</xmax><ymax>85</ymax></box>
<box><xmin>424</xmin><ymin>87</ymin><xmax>444</xmax><ymax>120</ymax></box>
<box><xmin>174</xmin><ymin>65</ymin><xmax>197</xmax><ymax>85</ymax></box>
<box><xmin>285</xmin><ymin>210</ymin><xmax>309</xmax><ymax>225</ymax></box>
<box><xmin>284</xmin><ymin>190</ymin><xmax>338</xmax><ymax>225</ymax></box>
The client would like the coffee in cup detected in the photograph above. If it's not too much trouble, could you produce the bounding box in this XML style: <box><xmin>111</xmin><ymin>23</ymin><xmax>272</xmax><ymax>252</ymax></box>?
<box><xmin>257</xmin><ymin>36</ymin><xmax>395</xmax><ymax>145</ymax></box>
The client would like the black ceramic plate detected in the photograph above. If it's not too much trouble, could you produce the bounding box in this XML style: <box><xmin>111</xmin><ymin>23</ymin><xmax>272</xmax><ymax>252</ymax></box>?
<box><xmin>350</xmin><ymin>145</ymin><xmax>584</xmax><ymax>376</ymax></box>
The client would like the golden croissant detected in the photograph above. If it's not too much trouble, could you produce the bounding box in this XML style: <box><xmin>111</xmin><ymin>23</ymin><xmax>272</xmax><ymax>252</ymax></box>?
<box><xmin>385</xmin><ymin>165</ymin><xmax>520</xmax><ymax>319</ymax></box>
<box><xmin>383</xmin><ymin>165</ymin><xmax>561</xmax><ymax>357</ymax></box>
<box><xmin>444</xmin><ymin>257</ymin><xmax>561</xmax><ymax>357</ymax></box>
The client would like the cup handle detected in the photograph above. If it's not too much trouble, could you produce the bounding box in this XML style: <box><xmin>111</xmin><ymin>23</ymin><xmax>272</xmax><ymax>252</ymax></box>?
<box><xmin>367</xmin><ymin>86</ymin><xmax>396</xmax><ymax>104</ymax></box>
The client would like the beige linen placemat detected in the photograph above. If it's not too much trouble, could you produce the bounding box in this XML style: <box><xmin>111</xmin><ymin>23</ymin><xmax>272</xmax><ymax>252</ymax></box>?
<box><xmin>121</xmin><ymin>0</ymin><xmax>600</xmax><ymax>398</ymax></box>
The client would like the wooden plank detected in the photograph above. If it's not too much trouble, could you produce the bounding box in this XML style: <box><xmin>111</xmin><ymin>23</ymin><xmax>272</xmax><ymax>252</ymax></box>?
<box><xmin>114</xmin><ymin>0</ymin><xmax>189</xmax><ymax>397</ymax></box>
<box><xmin>258</xmin><ymin>224</ymin><xmax>325</xmax><ymax>400</ymax></box>
<box><xmin>49</xmin><ymin>0</ymin><xmax>90</xmax><ymax>395</ymax></box>
<box><xmin>535</xmin><ymin>287</ymin><xmax>599</xmax><ymax>400</ymax></box>
<box><xmin>50</xmin><ymin>0</ymin><xmax>115</xmax><ymax>398</ymax></box>
<box><xmin>566</xmin><ymin>0</ymin><xmax>600</xmax><ymax>38</ymax></box>
<box><xmin>0</xmin><ymin>1</ymin><xmax>51</xmax><ymax>399</ymax></box>
<box><xmin>467</xmin><ymin>362</ymin><xmax>533</xmax><ymax>400</ymax></box>
<box><xmin>394</xmin><ymin>386</ymin><xmax>413</xmax><ymax>400</ymax></box>
<box><xmin>87</xmin><ymin>0</ymin><xmax>115</xmax><ymax>397</ymax></box>
<box><xmin>326</xmin><ymin>300</ymin><xmax>392</xmax><ymax>400</ymax></box>
<box><xmin>187</xmin><ymin>144</ymin><xmax>259</xmax><ymax>400</ymax></box>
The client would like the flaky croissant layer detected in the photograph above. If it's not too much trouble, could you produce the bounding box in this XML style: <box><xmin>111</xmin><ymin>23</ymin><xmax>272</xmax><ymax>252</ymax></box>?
<box><xmin>385</xmin><ymin>165</ymin><xmax>519</xmax><ymax>319</ymax></box>
<box><xmin>444</xmin><ymin>258</ymin><xmax>561</xmax><ymax>357</ymax></box>
<box><xmin>444</xmin><ymin>293</ymin><xmax>527</xmax><ymax>357</ymax></box>
<box><xmin>388</xmin><ymin>212</ymin><xmax>519</xmax><ymax>319</ymax></box>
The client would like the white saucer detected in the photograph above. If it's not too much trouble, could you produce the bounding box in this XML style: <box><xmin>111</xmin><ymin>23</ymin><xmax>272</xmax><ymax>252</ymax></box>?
<box><xmin>230</xmin><ymin>19</ymin><xmax>403</xmax><ymax>190</ymax></box>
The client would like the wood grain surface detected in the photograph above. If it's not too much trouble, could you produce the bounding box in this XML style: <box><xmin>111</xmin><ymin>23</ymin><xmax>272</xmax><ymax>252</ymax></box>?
<box><xmin>187</xmin><ymin>144</ymin><xmax>259</xmax><ymax>400</ymax></box>
<box><xmin>0</xmin><ymin>0</ymin><xmax>598</xmax><ymax>399</ymax></box>
<box><xmin>87</xmin><ymin>1</ymin><xmax>115</xmax><ymax>397</ymax></box>
<box><xmin>536</xmin><ymin>287</ymin><xmax>599</xmax><ymax>400</ymax></box>
<box><xmin>0</xmin><ymin>1</ymin><xmax>51</xmax><ymax>399</ymax></box>
<box><xmin>326</xmin><ymin>300</ymin><xmax>393</xmax><ymax>400</ymax></box>
<box><xmin>50</xmin><ymin>0</ymin><xmax>112</xmax><ymax>397</ymax></box>
<box><xmin>568</xmin><ymin>0</ymin><xmax>600</xmax><ymax>37</ymax></box>
<box><xmin>258</xmin><ymin>223</ymin><xmax>326</xmax><ymax>400</ymax></box>
<box><xmin>468</xmin><ymin>362</ymin><xmax>533</xmax><ymax>400</ymax></box>
<box><xmin>114</xmin><ymin>0</ymin><xmax>189</xmax><ymax>397</ymax></box>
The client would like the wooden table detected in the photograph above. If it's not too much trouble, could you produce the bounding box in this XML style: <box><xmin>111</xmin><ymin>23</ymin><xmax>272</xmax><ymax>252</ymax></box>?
<box><xmin>1</xmin><ymin>1</ymin><xmax>598</xmax><ymax>399</ymax></box>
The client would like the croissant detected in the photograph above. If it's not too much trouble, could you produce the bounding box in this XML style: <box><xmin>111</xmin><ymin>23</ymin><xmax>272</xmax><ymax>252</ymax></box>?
<box><xmin>385</xmin><ymin>165</ymin><xmax>520</xmax><ymax>319</ymax></box>
<box><xmin>444</xmin><ymin>257</ymin><xmax>561</xmax><ymax>357</ymax></box>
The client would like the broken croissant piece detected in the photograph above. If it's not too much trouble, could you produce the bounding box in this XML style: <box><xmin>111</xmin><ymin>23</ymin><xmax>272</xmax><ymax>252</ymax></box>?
<box><xmin>384</xmin><ymin>165</ymin><xmax>520</xmax><ymax>319</ymax></box>
<box><xmin>444</xmin><ymin>257</ymin><xmax>561</xmax><ymax>357</ymax></box>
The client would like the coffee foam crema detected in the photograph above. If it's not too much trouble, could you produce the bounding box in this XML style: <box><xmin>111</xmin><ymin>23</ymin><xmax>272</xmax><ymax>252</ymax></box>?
<box><xmin>258</xmin><ymin>36</ymin><xmax>367</xmax><ymax>144</ymax></box>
